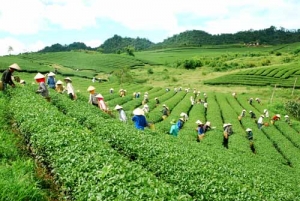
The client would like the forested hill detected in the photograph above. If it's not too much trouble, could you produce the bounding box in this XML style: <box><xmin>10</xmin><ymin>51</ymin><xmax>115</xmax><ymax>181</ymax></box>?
<box><xmin>99</xmin><ymin>35</ymin><xmax>154</xmax><ymax>53</ymax></box>
<box><xmin>38</xmin><ymin>26</ymin><xmax>300</xmax><ymax>53</ymax></box>
<box><xmin>154</xmin><ymin>26</ymin><xmax>300</xmax><ymax>48</ymax></box>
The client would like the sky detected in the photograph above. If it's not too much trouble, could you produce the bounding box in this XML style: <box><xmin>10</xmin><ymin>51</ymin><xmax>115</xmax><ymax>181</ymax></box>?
<box><xmin>0</xmin><ymin>0</ymin><xmax>300</xmax><ymax>56</ymax></box>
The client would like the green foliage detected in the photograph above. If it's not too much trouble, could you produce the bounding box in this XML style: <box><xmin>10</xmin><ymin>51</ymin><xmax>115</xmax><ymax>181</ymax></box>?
<box><xmin>147</xmin><ymin>68</ymin><xmax>154</xmax><ymax>74</ymax></box>
<box><xmin>275</xmin><ymin>52</ymin><xmax>282</xmax><ymax>56</ymax></box>
<box><xmin>285</xmin><ymin>100</ymin><xmax>300</xmax><ymax>119</ymax></box>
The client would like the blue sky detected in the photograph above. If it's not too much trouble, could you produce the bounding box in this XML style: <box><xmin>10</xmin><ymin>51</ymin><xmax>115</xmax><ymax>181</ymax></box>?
<box><xmin>0</xmin><ymin>0</ymin><xmax>300</xmax><ymax>56</ymax></box>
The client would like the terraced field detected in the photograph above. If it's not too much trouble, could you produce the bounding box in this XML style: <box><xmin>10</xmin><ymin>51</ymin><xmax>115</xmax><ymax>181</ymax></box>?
<box><xmin>3</xmin><ymin>83</ymin><xmax>300</xmax><ymax>200</ymax></box>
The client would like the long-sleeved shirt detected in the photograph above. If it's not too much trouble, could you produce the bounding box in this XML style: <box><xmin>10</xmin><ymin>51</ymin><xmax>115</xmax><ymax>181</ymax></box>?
<box><xmin>170</xmin><ymin>124</ymin><xmax>179</xmax><ymax>136</ymax></box>
<box><xmin>118</xmin><ymin>109</ymin><xmax>127</xmax><ymax>122</ymax></box>
<box><xmin>1</xmin><ymin>69</ymin><xmax>14</xmax><ymax>85</ymax></box>
<box><xmin>132</xmin><ymin>115</ymin><xmax>148</xmax><ymax>130</ymax></box>
<box><xmin>47</xmin><ymin>76</ymin><xmax>56</xmax><ymax>89</ymax></box>
<box><xmin>66</xmin><ymin>83</ymin><xmax>75</xmax><ymax>95</ymax></box>
<box><xmin>36</xmin><ymin>82</ymin><xmax>49</xmax><ymax>97</ymax></box>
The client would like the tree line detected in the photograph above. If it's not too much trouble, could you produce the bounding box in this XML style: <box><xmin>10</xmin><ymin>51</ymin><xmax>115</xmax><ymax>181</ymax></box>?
<box><xmin>38</xmin><ymin>26</ymin><xmax>300</xmax><ymax>54</ymax></box>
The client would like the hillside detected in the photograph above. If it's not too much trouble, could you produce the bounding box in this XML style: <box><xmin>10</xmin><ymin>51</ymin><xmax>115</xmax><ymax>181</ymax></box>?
<box><xmin>37</xmin><ymin>26</ymin><xmax>300</xmax><ymax>54</ymax></box>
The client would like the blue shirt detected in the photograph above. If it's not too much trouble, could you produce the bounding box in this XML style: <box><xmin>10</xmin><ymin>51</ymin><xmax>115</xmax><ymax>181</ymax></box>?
<box><xmin>176</xmin><ymin>120</ymin><xmax>184</xmax><ymax>130</ymax></box>
<box><xmin>132</xmin><ymin>115</ymin><xmax>148</xmax><ymax>130</ymax></box>
<box><xmin>47</xmin><ymin>76</ymin><xmax>56</xmax><ymax>89</ymax></box>
<box><xmin>197</xmin><ymin>126</ymin><xmax>204</xmax><ymax>135</ymax></box>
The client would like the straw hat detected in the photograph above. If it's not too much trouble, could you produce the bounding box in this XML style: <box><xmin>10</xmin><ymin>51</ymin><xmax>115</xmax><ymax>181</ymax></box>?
<box><xmin>162</xmin><ymin>104</ymin><xmax>167</xmax><ymax>107</ymax></box>
<box><xmin>249</xmin><ymin>110</ymin><xmax>253</xmax><ymax>113</ymax></box>
<box><xmin>276</xmin><ymin>114</ymin><xmax>281</xmax><ymax>118</ymax></box>
<box><xmin>133</xmin><ymin>108</ymin><xmax>144</xmax><ymax>115</ymax></box>
<box><xmin>64</xmin><ymin>77</ymin><xmax>72</xmax><ymax>81</ymax></box>
<box><xmin>56</xmin><ymin>80</ymin><xmax>63</xmax><ymax>85</ymax></box>
<box><xmin>196</xmin><ymin>120</ymin><xmax>203</xmax><ymax>125</ymax></box>
<box><xmin>223</xmin><ymin>123</ymin><xmax>228</xmax><ymax>128</ymax></box>
<box><xmin>205</xmin><ymin>121</ymin><xmax>211</xmax><ymax>127</ymax></box>
<box><xmin>170</xmin><ymin>119</ymin><xmax>176</xmax><ymax>124</ymax></box>
<box><xmin>260</xmin><ymin>115</ymin><xmax>265</xmax><ymax>118</ymax></box>
<box><xmin>180</xmin><ymin>112</ymin><xmax>186</xmax><ymax>117</ymax></box>
<box><xmin>179</xmin><ymin>118</ymin><xmax>184</xmax><ymax>121</ymax></box>
<box><xmin>114</xmin><ymin>105</ymin><xmax>123</xmax><ymax>110</ymax></box>
<box><xmin>284</xmin><ymin>115</ymin><xmax>289</xmax><ymax>118</ymax></box>
<box><xmin>95</xmin><ymin>94</ymin><xmax>103</xmax><ymax>98</ymax></box>
<box><xmin>246</xmin><ymin>128</ymin><xmax>252</xmax><ymax>132</ymax></box>
<box><xmin>9</xmin><ymin>63</ymin><xmax>21</xmax><ymax>70</ymax></box>
<box><xmin>34</xmin><ymin>73</ymin><xmax>45</xmax><ymax>79</ymax></box>
<box><xmin>48</xmin><ymin>72</ymin><xmax>55</xmax><ymax>76</ymax></box>
<box><xmin>155</xmin><ymin>97</ymin><xmax>158</xmax><ymax>100</ymax></box>
<box><xmin>87</xmin><ymin>86</ymin><xmax>95</xmax><ymax>91</ymax></box>
<box><xmin>242</xmin><ymin>109</ymin><xmax>246</xmax><ymax>112</ymax></box>
<box><xmin>20</xmin><ymin>80</ymin><xmax>25</xmax><ymax>84</ymax></box>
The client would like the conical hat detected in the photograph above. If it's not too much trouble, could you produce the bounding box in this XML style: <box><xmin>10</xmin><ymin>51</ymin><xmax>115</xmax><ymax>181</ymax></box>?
<box><xmin>9</xmin><ymin>63</ymin><xmax>21</xmax><ymax>70</ymax></box>
<box><xmin>64</xmin><ymin>77</ymin><xmax>72</xmax><ymax>81</ymax></box>
<box><xmin>87</xmin><ymin>86</ymin><xmax>95</xmax><ymax>91</ymax></box>
<box><xmin>95</xmin><ymin>94</ymin><xmax>103</xmax><ymax>98</ymax></box>
<box><xmin>56</xmin><ymin>80</ymin><xmax>63</xmax><ymax>85</ymax></box>
<box><xmin>133</xmin><ymin>108</ymin><xmax>144</xmax><ymax>115</ymax></box>
<box><xmin>114</xmin><ymin>105</ymin><xmax>123</xmax><ymax>110</ymax></box>
<box><xmin>196</xmin><ymin>120</ymin><xmax>203</xmax><ymax>125</ymax></box>
<box><xmin>48</xmin><ymin>72</ymin><xmax>55</xmax><ymax>76</ymax></box>
<box><xmin>34</xmin><ymin>73</ymin><xmax>45</xmax><ymax>79</ymax></box>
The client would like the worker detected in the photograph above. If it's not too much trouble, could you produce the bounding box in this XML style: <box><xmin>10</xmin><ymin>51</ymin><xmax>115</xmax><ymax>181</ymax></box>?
<box><xmin>46</xmin><ymin>72</ymin><xmax>56</xmax><ymax>89</ymax></box>
<box><xmin>196</xmin><ymin>120</ymin><xmax>205</xmax><ymax>142</ymax></box>
<box><xmin>257</xmin><ymin>115</ymin><xmax>264</xmax><ymax>129</ymax></box>
<box><xmin>271</xmin><ymin>114</ymin><xmax>281</xmax><ymax>125</ymax></box>
<box><xmin>249</xmin><ymin>111</ymin><xmax>256</xmax><ymax>119</ymax></box>
<box><xmin>114</xmin><ymin>105</ymin><xmax>127</xmax><ymax>123</ymax></box>
<box><xmin>1</xmin><ymin>63</ymin><xmax>21</xmax><ymax>91</ymax></box>
<box><xmin>170</xmin><ymin>119</ymin><xmax>179</xmax><ymax>137</ymax></box>
<box><xmin>161</xmin><ymin>104</ymin><xmax>169</xmax><ymax>120</ymax></box>
<box><xmin>87</xmin><ymin>86</ymin><xmax>99</xmax><ymax>107</ymax></box>
<box><xmin>34</xmin><ymin>73</ymin><xmax>49</xmax><ymax>100</ymax></box>
<box><xmin>132</xmin><ymin>108</ymin><xmax>149</xmax><ymax>130</ymax></box>
<box><xmin>55</xmin><ymin>80</ymin><xmax>64</xmax><ymax>93</ymax></box>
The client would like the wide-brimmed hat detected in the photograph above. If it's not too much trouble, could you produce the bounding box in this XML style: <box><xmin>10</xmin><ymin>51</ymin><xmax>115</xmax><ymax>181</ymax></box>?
<box><xmin>114</xmin><ymin>105</ymin><xmax>123</xmax><ymax>110</ymax></box>
<box><xmin>162</xmin><ymin>104</ymin><xmax>167</xmax><ymax>107</ymax></box>
<box><xmin>255</xmin><ymin>98</ymin><xmax>259</xmax><ymax>100</ymax></box>
<box><xmin>34</xmin><ymin>73</ymin><xmax>45</xmax><ymax>79</ymax></box>
<box><xmin>276</xmin><ymin>114</ymin><xmax>281</xmax><ymax>118</ymax></box>
<box><xmin>196</xmin><ymin>120</ymin><xmax>203</xmax><ymax>125</ymax></box>
<box><xmin>20</xmin><ymin>80</ymin><xmax>25</xmax><ymax>84</ymax></box>
<box><xmin>87</xmin><ymin>86</ymin><xmax>95</xmax><ymax>91</ymax></box>
<box><xmin>133</xmin><ymin>108</ymin><xmax>144</xmax><ymax>115</ymax></box>
<box><xmin>48</xmin><ymin>72</ymin><xmax>55</xmax><ymax>76</ymax></box>
<box><xmin>284</xmin><ymin>115</ymin><xmax>289</xmax><ymax>118</ymax></box>
<box><xmin>246</xmin><ymin>128</ymin><xmax>252</xmax><ymax>132</ymax></box>
<box><xmin>223</xmin><ymin>123</ymin><xmax>232</xmax><ymax>128</ymax></box>
<box><xmin>64</xmin><ymin>77</ymin><xmax>72</xmax><ymax>81</ymax></box>
<box><xmin>260</xmin><ymin>115</ymin><xmax>265</xmax><ymax>118</ymax></box>
<box><xmin>56</xmin><ymin>80</ymin><xmax>63</xmax><ymax>85</ymax></box>
<box><xmin>242</xmin><ymin>109</ymin><xmax>246</xmax><ymax>112</ymax></box>
<box><xmin>249</xmin><ymin>110</ymin><xmax>253</xmax><ymax>113</ymax></box>
<box><xmin>95</xmin><ymin>94</ymin><xmax>103</xmax><ymax>98</ymax></box>
<box><xmin>170</xmin><ymin>119</ymin><xmax>176</xmax><ymax>124</ymax></box>
<box><xmin>9</xmin><ymin>63</ymin><xmax>21</xmax><ymax>70</ymax></box>
<box><xmin>179</xmin><ymin>118</ymin><xmax>184</xmax><ymax>121</ymax></box>
<box><xmin>180</xmin><ymin>112</ymin><xmax>186</xmax><ymax>117</ymax></box>
<box><xmin>154</xmin><ymin>97</ymin><xmax>158</xmax><ymax>100</ymax></box>
<box><xmin>205</xmin><ymin>121</ymin><xmax>211</xmax><ymax>127</ymax></box>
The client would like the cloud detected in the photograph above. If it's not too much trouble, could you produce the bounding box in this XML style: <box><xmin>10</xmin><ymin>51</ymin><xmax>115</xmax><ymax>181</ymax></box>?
<box><xmin>83</xmin><ymin>39</ymin><xmax>102</xmax><ymax>48</ymax></box>
<box><xmin>0</xmin><ymin>37</ymin><xmax>25</xmax><ymax>55</ymax></box>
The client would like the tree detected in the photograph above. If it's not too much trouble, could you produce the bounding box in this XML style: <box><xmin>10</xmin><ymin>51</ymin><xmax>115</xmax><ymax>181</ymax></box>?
<box><xmin>124</xmin><ymin>45</ymin><xmax>135</xmax><ymax>56</ymax></box>
<box><xmin>113</xmin><ymin>67</ymin><xmax>133</xmax><ymax>85</ymax></box>
<box><xmin>8</xmin><ymin>46</ymin><xmax>13</xmax><ymax>55</ymax></box>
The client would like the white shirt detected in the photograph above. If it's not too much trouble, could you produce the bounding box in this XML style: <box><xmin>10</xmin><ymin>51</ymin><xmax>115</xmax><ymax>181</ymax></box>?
<box><xmin>258</xmin><ymin>117</ymin><xmax>264</xmax><ymax>124</ymax></box>
<box><xmin>66</xmin><ymin>83</ymin><xmax>75</xmax><ymax>95</ymax></box>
